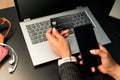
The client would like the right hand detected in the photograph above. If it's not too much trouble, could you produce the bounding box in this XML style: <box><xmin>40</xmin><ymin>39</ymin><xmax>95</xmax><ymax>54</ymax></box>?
<box><xmin>46</xmin><ymin>28</ymin><xmax>71</xmax><ymax>58</ymax></box>
<box><xmin>90</xmin><ymin>44</ymin><xmax>120</xmax><ymax>79</ymax></box>
<box><xmin>79</xmin><ymin>44</ymin><xmax>120</xmax><ymax>79</ymax></box>
<box><xmin>89</xmin><ymin>44</ymin><xmax>118</xmax><ymax>74</ymax></box>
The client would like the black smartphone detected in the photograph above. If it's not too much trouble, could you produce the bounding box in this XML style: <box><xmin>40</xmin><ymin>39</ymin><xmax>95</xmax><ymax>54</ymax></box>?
<box><xmin>74</xmin><ymin>24</ymin><xmax>101</xmax><ymax>68</ymax></box>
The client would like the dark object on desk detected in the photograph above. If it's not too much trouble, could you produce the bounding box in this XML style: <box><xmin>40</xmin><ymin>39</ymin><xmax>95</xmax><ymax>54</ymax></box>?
<box><xmin>50</xmin><ymin>15</ymin><xmax>74</xmax><ymax>31</ymax></box>
<box><xmin>74</xmin><ymin>24</ymin><xmax>101</xmax><ymax>68</ymax></box>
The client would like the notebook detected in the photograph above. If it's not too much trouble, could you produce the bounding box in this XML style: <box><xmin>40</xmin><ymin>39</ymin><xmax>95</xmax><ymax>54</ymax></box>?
<box><xmin>14</xmin><ymin>0</ymin><xmax>111</xmax><ymax>66</ymax></box>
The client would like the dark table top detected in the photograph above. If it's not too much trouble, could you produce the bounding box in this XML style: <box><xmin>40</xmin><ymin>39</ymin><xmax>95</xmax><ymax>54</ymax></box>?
<box><xmin>0</xmin><ymin>0</ymin><xmax>120</xmax><ymax>80</ymax></box>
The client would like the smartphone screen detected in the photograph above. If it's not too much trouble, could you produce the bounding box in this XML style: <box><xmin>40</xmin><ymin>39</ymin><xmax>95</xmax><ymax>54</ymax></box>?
<box><xmin>74</xmin><ymin>24</ymin><xmax>101</xmax><ymax>68</ymax></box>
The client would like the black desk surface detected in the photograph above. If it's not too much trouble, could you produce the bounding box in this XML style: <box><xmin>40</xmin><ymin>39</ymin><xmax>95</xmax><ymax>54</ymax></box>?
<box><xmin>0</xmin><ymin>0</ymin><xmax>120</xmax><ymax>80</ymax></box>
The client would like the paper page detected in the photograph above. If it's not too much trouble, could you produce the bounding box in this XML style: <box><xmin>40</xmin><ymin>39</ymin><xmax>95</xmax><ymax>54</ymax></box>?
<box><xmin>109</xmin><ymin>0</ymin><xmax>120</xmax><ymax>20</ymax></box>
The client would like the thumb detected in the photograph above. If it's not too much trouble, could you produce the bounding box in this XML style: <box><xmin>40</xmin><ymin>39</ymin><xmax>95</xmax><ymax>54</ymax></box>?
<box><xmin>90</xmin><ymin>49</ymin><xmax>107</xmax><ymax>58</ymax></box>
<box><xmin>90</xmin><ymin>49</ymin><xmax>105</xmax><ymax>58</ymax></box>
<box><xmin>53</xmin><ymin>28</ymin><xmax>63</xmax><ymax>39</ymax></box>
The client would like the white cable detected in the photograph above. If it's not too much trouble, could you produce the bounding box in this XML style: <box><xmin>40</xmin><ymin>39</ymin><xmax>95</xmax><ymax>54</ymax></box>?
<box><xmin>0</xmin><ymin>42</ymin><xmax>19</xmax><ymax>73</ymax></box>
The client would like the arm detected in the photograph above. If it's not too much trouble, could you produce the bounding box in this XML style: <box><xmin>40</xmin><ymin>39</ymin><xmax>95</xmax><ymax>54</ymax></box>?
<box><xmin>46</xmin><ymin>28</ymin><xmax>83</xmax><ymax>80</ymax></box>
<box><xmin>59</xmin><ymin>62</ymin><xmax>83</xmax><ymax>80</ymax></box>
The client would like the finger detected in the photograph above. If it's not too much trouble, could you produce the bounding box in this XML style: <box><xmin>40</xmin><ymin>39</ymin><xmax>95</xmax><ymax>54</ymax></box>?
<box><xmin>90</xmin><ymin>49</ymin><xmax>107</xmax><ymax>58</ymax></box>
<box><xmin>78</xmin><ymin>55</ymin><xmax>82</xmax><ymax>59</ymax></box>
<box><xmin>60</xmin><ymin>29</ymin><xmax>69</xmax><ymax>35</ymax></box>
<box><xmin>46</xmin><ymin>28</ymin><xmax>57</xmax><ymax>42</ymax></box>
<box><xmin>98</xmin><ymin>43</ymin><xmax>108</xmax><ymax>53</ymax></box>
<box><xmin>46</xmin><ymin>28</ymin><xmax>52</xmax><ymax>34</ymax></box>
<box><xmin>62</xmin><ymin>33</ymin><xmax>69</xmax><ymax>38</ymax></box>
<box><xmin>90</xmin><ymin>49</ymin><xmax>101</xmax><ymax>55</ymax></box>
<box><xmin>53</xmin><ymin>28</ymin><xmax>63</xmax><ymax>39</ymax></box>
<box><xmin>99</xmin><ymin>44</ymin><xmax>108</xmax><ymax>53</ymax></box>
<box><xmin>79</xmin><ymin>60</ymin><xmax>83</xmax><ymax>65</ymax></box>
<box><xmin>91</xmin><ymin>67</ymin><xmax>96</xmax><ymax>73</ymax></box>
<box><xmin>46</xmin><ymin>28</ymin><xmax>53</xmax><ymax>39</ymax></box>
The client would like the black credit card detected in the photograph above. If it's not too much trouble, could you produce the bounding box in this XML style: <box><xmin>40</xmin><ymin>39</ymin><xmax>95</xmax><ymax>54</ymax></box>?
<box><xmin>74</xmin><ymin>24</ymin><xmax>101</xmax><ymax>68</ymax></box>
<box><xmin>50</xmin><ymin>15</ymin><xmax>74</xmax><ymax>31</ymax></box>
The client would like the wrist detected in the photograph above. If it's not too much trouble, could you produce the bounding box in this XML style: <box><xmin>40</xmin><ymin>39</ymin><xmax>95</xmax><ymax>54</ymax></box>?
<box><xmin>107</xmin><ymin>64</ymin><xmax>120</xmax><ymax>79</ymax></box>
<box><xmin>61</xmin><ymin>51</ymin><xmax>71</xmax><ymax>58</ymax></box>
<box><xmin>58</xmin><ymin>56</ymin><xmax>77</xmax><ymax>66</ymax></box>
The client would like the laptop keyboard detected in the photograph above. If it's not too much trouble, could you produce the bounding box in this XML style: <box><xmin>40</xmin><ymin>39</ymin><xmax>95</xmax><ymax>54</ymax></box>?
<box><xmin>26</xmin><ymin>11</ymin><xmax>91</xmax><ymax>44</ymax></box>
<box><xmin>72</xmin><ymin>11</ymin><xmax>91</xmax><ymax>27</ymax></box>
<box><xmin>26</xmin><ymin>20</ymin><xmax>50</xmax><ymax>44</ymax></box>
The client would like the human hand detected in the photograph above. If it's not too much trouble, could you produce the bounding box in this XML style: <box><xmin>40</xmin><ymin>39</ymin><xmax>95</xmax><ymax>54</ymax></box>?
<box><xmin>79</xmin><ymin>44</ymin><xmax>120</xmax><ymax>79</ymax></box>
<box><xmin>46</xmin><ymin>28</ymin><xmax>71</xmax><ymax>58</ymax></box>
<box><xmin>90</xmin><ymin>44</ymin><xmax>120</xmax><ymax>79</ymax></box>
<box><xmin>59</xmin><ymin>29</ymin><xmax>70</xmax><ymax>38</ymax></box>
<box><xmin>90</xmin><ymin>44</ymin><xmax>118</xmax><ymax>73</ymax></box>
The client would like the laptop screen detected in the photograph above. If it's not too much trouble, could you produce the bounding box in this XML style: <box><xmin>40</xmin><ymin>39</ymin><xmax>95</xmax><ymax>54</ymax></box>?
<box><xmin>14</xmin><ymin>0</ymin><xmax>82</xmax><ymax>21</ymax></box>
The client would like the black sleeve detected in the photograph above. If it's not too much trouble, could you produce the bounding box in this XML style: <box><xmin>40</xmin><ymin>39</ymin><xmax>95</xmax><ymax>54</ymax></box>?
<box><xmin>58</xmin><ymin>62</ymin><xmax>83</xmax><ymax>80</ymax></box>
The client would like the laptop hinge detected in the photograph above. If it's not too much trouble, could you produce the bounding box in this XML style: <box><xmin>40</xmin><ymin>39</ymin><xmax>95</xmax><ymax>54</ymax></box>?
<box><xmin>76</xmin><ymin>6</ymin><xmax>83</xmax><ymax>9</ymax></box>
<box><xmin>24</xmin><ymin>18</ymin><xmax>31</xmax><ymax>22</ymax></box>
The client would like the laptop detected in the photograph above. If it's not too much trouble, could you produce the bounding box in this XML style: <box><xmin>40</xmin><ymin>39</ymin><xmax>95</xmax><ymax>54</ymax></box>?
<box><xmin>14</xmin><ymin>0</ymin><xmax>111</xmax><ymax>66</ymax></box>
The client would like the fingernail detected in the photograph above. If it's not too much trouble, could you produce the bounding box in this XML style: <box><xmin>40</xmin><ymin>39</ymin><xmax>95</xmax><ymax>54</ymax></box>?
<box><xmin>90</xmin><ymin>50</ymin><xmax>95</xmax><ymax>53</ymax></box>
<box><xmin>78</xmin><ymin>55</ymin><xmax>82</xmax><ymax>59</ymax></box>
<box><xmin>53</xmin><ymin>28</ymin><xmax>57</xmax><ymax>32</ymax></box>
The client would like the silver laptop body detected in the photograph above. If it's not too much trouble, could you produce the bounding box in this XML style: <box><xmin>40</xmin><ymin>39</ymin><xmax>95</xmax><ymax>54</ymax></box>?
<box><xmin>19</xmin><ymin>7</ymin><xmax>111</xmax><ymax>66</ymax></box>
